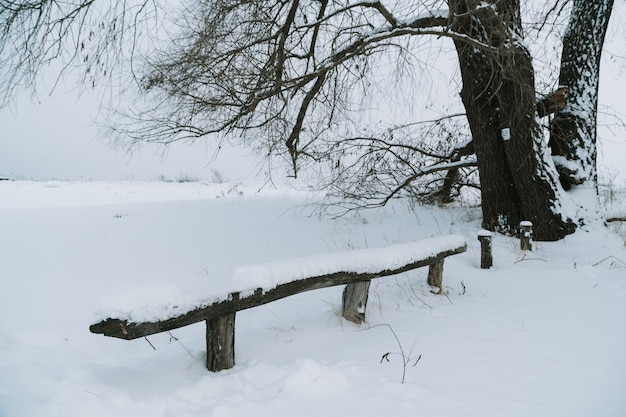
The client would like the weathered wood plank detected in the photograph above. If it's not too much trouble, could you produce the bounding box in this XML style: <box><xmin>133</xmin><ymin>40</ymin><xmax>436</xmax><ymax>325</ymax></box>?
<box><xmin>90</xmin><ymin>242</ymin><xmax>467</xmax><ymax>340</ymax></box>
<box><xmin>477</xmin><ymin>230</ymin><xmax>493</xmax><ymax>269</ymax></box>
<box><xmin>427</xmin><ymin>260</ymin><xmax>444</xmax><ymax>292</ymax></box>
<box><xmin>206</xmin><ymin>313</ymin><xmax>236</xmax><ymax>371</ymax></box>
<box><xmin>342</xmin><ymin>280</ymin><xmax>371</xmax><ymax>324</ymax></box>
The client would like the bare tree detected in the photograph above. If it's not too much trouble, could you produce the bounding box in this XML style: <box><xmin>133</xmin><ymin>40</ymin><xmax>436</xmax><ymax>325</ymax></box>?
<box><xmin>127</xmin><ymin>2</ymin><xmax>455</xmax><ymax>162</ymax></box>
<box><xmin>0</xmin><ymin>0</ymin><xmax>159</xmax><ymax>105</ymax></box>
<box><xmin>313</xmin><ymin>114</ymin><xmax>478</xmax><ymax>212</ymax></box>
<box><xmin>116</xmin><ymin>1</ymin><xmax>482</xmax><ymax>208</ymax></box>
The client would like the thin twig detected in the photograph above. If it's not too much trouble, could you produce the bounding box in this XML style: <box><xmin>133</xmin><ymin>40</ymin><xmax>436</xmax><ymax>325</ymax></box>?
<box><xmin>514</xmin><ymin>257</ymin><xmax>548</xmax><ymax>264</ymax></box>
<box><xmin>592</xmin><ymin>255</ymin><xmax>626</xmax><ymax>268</ymax></box>
<box><xmin>144</xmin><ymin>336</ymin><xmax>156</xmax><ymax>350</ymax></box>
<box><xmin>366</xmin><ymin>323</ymin><xmax>421</xmax><ymax>383</ymax></box>
<box><xmin>168</xmin><ymin>331</ymin><xmax>195</xmax><ymax>358</ymax></box>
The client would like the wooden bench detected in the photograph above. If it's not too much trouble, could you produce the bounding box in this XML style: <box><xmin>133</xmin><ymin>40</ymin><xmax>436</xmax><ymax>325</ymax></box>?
<box><xmin>90</xmin><ymin>235</ymin><xmax>467</xmax><ymax>371</ymax></box>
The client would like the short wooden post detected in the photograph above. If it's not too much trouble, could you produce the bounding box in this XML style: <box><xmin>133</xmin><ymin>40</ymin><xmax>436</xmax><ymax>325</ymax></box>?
<box><xmin>477</xmin><ymin>230</ymin><xmax>493</xmax><ymax>269</ymax></box>
<box><xmin>519</xmin><ymin>221</ymin><xmax>533</xmax><ymax>251</ymax></box>
<box><xmin>427</xmin><ymin>260</ymin><xmax>444</xmax><ymax>292</ymax></box>
<box><xmin>342</xmin><ymin>281</ymin><xmax>370</xmax><ymax>324</ymax></box>
<box><xmin>206</xmin><ymin>292</ymin><xmax>238</xmax><ymax>371</ymax></box>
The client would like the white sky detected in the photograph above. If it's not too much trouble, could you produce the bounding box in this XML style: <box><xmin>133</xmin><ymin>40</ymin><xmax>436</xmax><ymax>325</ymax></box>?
<box><xmin>0</xmin><ymin>84</ymin><xmax>261</xmax><ymax>182</ymax></box>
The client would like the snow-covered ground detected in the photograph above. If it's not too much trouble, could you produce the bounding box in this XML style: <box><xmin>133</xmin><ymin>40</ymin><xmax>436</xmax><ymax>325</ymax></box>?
<box><xmin>1</xmin><ymin>180</ymin><xmax>625</xmax><ymax>417</ymax></box>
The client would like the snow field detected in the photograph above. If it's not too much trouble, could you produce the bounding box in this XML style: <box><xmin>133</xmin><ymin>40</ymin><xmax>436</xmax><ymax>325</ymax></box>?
<box><xmin>0</xmin><ymin>180</ymin><xmax>625</xmax><ymax>417</ymax></box>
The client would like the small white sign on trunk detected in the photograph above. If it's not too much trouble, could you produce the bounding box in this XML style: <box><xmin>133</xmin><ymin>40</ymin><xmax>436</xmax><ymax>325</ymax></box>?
<box><xmin>501</xmin><ymin>128</ymin><xmax>511</xmax><ymax>141</ymax></box>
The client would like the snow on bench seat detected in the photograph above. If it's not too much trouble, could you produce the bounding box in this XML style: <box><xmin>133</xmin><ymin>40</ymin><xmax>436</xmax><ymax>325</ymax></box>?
<box><xmin>233</xmin><ymin>234</ymin><xmax>467</xmax><ymax>290</ymax></box>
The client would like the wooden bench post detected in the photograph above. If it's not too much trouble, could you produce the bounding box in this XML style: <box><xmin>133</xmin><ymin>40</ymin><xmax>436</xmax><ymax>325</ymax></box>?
<box><xmin>206</xmin><ymin>292</ymin><xmax>238</xmax><ymax>371</ymax></box>
<box><xmin>519</xmin><ymin>221</ymin><xmax>533</xmax><ymax>251</ymax></box>
<box><xmin>342</xmin><ymin>281</ymin><xmax>371</xmax><ymax>324</ymax></box>
<box><xmin>477</xmin><ymin>230</ymin><xmax>493</xmax><ymax>269</ymax></box>
<box><xmin>427</xmin><ymin>260</ymin><xmax>444</xmax><ymax>292</ymax></box>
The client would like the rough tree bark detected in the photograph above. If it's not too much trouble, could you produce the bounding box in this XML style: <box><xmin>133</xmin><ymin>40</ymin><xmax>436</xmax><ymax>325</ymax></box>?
<box><xmin>449</xmin><ymin>0</ymin><xmax>576</xmax><ymax>240</ymax></box>
<box><xmin>549</xmin><ymin>0</ymin><xmax>614</xmax><ymax>189</ymax></box>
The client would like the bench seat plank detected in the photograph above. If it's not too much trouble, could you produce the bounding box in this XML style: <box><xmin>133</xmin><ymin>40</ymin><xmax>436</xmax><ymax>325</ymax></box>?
<box><xmin>90</xmin><ymin>236</ymin><xmax>466</xmax><ymax>340</ymax></box>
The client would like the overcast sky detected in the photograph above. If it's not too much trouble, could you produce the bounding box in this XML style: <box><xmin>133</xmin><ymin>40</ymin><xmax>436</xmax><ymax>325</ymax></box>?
<box><xmin>0</xmin><ymin>84</ymin><xmax>263</xmax><ymax>182</ymax></box>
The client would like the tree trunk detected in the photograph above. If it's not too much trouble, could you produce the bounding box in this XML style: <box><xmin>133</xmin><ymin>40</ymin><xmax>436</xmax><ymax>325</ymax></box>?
<box><xmin>550</xmin><ymin>0</ymin><xmax>614</xmax><ymax>188</ymax></box>
<box><xmin>448</xmin><ymin>0</ymin><xmax>577</xmax><ymax>241</ymax></box>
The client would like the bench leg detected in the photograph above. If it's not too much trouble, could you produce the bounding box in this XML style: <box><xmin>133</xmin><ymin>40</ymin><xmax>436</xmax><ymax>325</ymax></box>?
<box><xmin>342</xmin><ymin>280</ymin><xmax>370</xmax><ymax>324</ymax></box>
<box><xmin>206</xmin><ymin>313</ymin><xmax>236</xmax><ymax>371</ymax></box>
<box><xmin>427</xmin><ymin>260</ymin><xmax>444</xmax><ymax>293</ymax></box>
